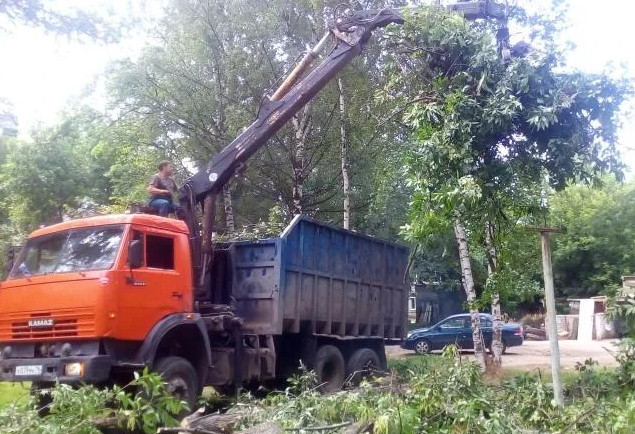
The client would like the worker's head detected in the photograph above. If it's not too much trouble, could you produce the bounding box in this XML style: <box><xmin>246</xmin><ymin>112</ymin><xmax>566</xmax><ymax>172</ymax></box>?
<box><xmin>158</xmin><ymin>160</ymin><xmax>173</xmax><ymax>176</ymax></box>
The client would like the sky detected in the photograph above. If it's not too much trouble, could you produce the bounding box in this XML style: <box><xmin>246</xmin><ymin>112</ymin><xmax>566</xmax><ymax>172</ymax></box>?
<box><xmin>0</xmin><ymin>0</ymin><xmax>634</xmax><ymax>171</ymax></box>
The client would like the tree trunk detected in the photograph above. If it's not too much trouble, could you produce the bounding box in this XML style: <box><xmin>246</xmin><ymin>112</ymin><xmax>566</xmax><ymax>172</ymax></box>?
<box><xmin>338</xmin><ymin>78</ymin><xmax>351</xmax><ymax>229</ymax></box>
<box><xmin>214</xmin><ymin>54</ymin><xmax>235</xmax><ymax>234</ymax></box>
<box><xmin>453</xmin><ymin>214</ymin><xmax>486</xmax><ymax>372</ymax></box>
<box><xmin>485</xmin><ymin>220</ymin><xmax>503</xmax><ymax>366</ymax></box>
<box><xmin>223</xmin><ymin>185</ymin><xmax>235</xmax><ymax>233</ymax></box>
<box><xmin>291</xmin><ymin>104</ymin><xmax>311</xmax><ymax>215</ymax></box>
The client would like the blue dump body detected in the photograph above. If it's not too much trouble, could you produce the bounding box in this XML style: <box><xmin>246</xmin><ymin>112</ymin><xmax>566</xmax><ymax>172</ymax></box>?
<box><xmin>228</xmin><ymin>215</ymin><xmax>409</xmax><ymax>339</ymax></box>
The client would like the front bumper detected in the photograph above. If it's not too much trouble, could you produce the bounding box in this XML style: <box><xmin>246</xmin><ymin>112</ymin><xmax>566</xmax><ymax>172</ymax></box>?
<box><xmin>0</xmin><ymin>355</ymin><xmax>112</xmax><ymax>383</ymax></box>
<box><xmin>401</xmin><ymin>338</ymin><xmax>415</xmax><ymax>350</ymax></box>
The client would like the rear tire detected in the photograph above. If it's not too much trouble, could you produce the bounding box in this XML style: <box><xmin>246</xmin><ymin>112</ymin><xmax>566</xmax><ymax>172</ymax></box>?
<box><xmin>314</xmin><ymin>345</ymin><xmax>345</xmax><ymax>393</ymax></box>
<box><xmin>346</xmin><ymin>348</ymin><xmax>380</xmax><ymax>386</ymax></box>
<box><xmin>154</xmin><ymin>356</ymin><xmax>199</xmax><ymax>412</ymax></box>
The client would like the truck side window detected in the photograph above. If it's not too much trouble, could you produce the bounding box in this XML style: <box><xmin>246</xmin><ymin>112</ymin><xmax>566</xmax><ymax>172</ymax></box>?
<box><xmin>146</xmin><ymin>235</ymin><xmax>174</xmax><ymax>270</ymax></box>
<box><xmin>130</xmin><ymin>231</ymin><xmax>145</xmax><ymax>268</ymax></box>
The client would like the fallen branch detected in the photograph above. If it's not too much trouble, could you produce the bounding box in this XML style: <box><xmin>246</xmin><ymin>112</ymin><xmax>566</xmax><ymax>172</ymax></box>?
<box><xmin>157</xmin><ymin>427</ymin><xmax>220</xmax><ymax>434</ymax></box>
<box><xmin>286</xmin><ymin>421</ymin><xmax>353</xmax><ymax>432</ymax></box>
<box><xmin>344</xmin><ymin>420</ymin><xmax>374</xmax><ymax>434</ymax></box>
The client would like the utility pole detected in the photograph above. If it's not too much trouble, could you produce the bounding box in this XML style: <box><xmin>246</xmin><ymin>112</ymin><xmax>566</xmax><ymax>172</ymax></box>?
<box><xmin>529</xmin><ymin>226</ymin><xmax>564</xmax><ymax>408</ymax></box>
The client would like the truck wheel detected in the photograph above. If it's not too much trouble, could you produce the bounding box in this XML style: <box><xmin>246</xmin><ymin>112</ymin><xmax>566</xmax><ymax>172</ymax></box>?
<box><xmin>414</xmin><ymin>339</ymin><xmax>431</xmax><ymax>355</ymax></box>
<box><xmin>346</xmin><ymin>348</ymin><xmax>380</xmax><ymax>386</ymax></box>
<box><xmin>154</xmin><ymin>356</ymin><xmax>199</xmax><ymax>412</ymax></box>
<box><xmin>31</xmin><ymin>382</ymin><xmax>54</xmax><ymax>417</ymax></box>
<box><xmin>314</xmin><ymin>345</ymin><xmax>345</xmax><ymax>393</ymax></box>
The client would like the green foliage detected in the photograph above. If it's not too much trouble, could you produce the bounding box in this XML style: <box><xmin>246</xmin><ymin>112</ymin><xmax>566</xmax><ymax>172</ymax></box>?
<box><xmin>0</xmin><ymin>109</ymin><xmax>112</xmax><ymax>233</ymax></box>
<box><xmin>2</xmin><ymin>355</ymin><xmax>635</xmax><ymax>433</ymax></box>
<box><xmin>0</xmin><ymin>0</ymin><xmax>133</xmax><ymax>41</ymax></box>
<box><xmin>0</xmin><ymin>382</ymin><xmax>29</xmax><ymax>408</ymax></box>
<box><xmin>114</xmin><ymin>368</ymin><xmax>188</xmax><ymax>433</ymax></box>
<box><xmin>550</xmin><ymin>178</ymin><xmax>635</xmax><ymax>297</ymax></box>
<box><xmin>0</xmin><ymin>370</ymin><xmax>186</xmax><ymax>434</ymax></box>
<box><xmin>232</xmin><ymin>347</ymin><xmax>635</xmax><ymax>433</ymax></box>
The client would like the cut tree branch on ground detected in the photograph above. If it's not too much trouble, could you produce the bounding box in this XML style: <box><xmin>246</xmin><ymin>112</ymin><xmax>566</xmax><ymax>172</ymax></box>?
<box><xmin>286</xmin><ymin>421</ymin><xmax>353</xmax><ymax>431</ymax></box>
<box><xmin>157</xmin><ymin>427</ymin><xmax>220</xmax><ymax>434</ymax></box>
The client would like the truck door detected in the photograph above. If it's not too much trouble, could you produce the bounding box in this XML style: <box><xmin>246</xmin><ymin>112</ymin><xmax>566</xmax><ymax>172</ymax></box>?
<box><xmin>116</xmin><ymin>227</ymin><xmax>190</xmax><ymax>341</ymax></box>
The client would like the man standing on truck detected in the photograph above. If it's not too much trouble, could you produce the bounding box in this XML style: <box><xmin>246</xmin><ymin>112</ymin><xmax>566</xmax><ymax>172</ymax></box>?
<box><xmin>147</xmin><ymin>160</ymin><xmax>180</xmax><ymax>217</ymax></box>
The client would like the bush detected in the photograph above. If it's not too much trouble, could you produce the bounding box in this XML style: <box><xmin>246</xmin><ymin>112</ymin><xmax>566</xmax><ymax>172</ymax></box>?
<box><xmin>519</xmin><ymin>313</ymin><xmax>546</xmax><ymax>329</ymax></box>
<box><xmin>232</xmin><ymin>346</ymin><xmax>635</xmax><ymax>433</ymax></box>
<box><xmin>0</xmin><ymin>369</ymin><xmax>187</xmax><ymax>434</ymax></box>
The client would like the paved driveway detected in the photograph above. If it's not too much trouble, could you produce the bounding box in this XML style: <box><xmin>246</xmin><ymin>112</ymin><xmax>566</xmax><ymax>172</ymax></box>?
<box><xmin>387</xmin><ymin>339</ymin><xmax>620</xmax><ymax>370</ymax></box>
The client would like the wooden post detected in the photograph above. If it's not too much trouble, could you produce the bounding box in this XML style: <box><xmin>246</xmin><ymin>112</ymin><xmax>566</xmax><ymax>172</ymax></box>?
<box><xmin>528</xmin><ymin>226</ymin><xmax>564</xmax><ymax>408</ymax></box>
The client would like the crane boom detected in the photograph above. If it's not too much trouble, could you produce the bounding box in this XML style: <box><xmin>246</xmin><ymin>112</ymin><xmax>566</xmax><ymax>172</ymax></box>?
<box><xmin>178</xmin><ymin>8</ymin><xmax>403</xmax><ymax>204</ymax></box>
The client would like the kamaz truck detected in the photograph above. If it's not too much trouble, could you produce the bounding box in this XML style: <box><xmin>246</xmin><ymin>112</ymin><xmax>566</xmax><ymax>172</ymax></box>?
<box><xmin>0</xmin><ymin>8</ymin><xmax>409</xmax><ymax>406</ymax></box>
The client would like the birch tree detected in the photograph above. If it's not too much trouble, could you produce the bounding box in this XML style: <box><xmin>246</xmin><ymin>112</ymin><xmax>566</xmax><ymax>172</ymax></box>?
<box><xmin>388</xmin><ymin>4</ymin><xmax>630</xmax><ymax>370</ymax></box>
<box><xmin>338</xmin><ymin>78</ymin><xmax>351</xmax><ymax>229</ymax></box>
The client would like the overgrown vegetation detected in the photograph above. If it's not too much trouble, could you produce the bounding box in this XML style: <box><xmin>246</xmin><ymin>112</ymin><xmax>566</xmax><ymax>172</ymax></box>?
<box><xmin>226</xmin><ymin>345</ymin><xmax>635</xmax><ymax>433</ymax></box>
<box><xmin>0</xmin><ymin>369</ymin><xmax>187</xmax><ymax>434</ymax></box>
<box><xmin>1</xmin><ymin>346</ymin><xmax>635</xmax><ymax>433</ymax></box>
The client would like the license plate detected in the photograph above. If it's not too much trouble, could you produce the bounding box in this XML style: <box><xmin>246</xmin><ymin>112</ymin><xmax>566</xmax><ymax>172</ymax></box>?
<box><xmin>15</xmin><ymin>365</ymin><xmax>43</xmax><ymax>376</ymax></box>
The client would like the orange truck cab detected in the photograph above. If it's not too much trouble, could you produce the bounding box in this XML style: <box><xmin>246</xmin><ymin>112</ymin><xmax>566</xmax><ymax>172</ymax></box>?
<box><xmin>0</xmin><ymin>215</ymin><xmax>198</xmax><ymax>385</ymax></box>
<box><xmin>0</xmin><ymin>213</ymin><xmax>408</xmax><ymax>406</ymax></box>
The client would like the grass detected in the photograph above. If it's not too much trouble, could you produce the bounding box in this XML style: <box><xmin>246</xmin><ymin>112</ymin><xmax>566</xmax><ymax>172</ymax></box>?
<box><xmin>0</xmin><ymin>382</ymin><xmax>30</xmax><ymax>408</ymax></box>
<box><xmin>388</xmin><ymin>352</ymin><xmax>448</xmax><ymax>376</ymax></box>
<box><xmin>388</xmin><ymin>351</ymin><xmax>619</xmax><ymax>389</ymax></box>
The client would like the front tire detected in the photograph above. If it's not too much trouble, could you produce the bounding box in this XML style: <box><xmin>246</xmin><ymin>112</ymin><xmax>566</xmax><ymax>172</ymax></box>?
<box><xmin>154</xmin><ymin>356</ymin><xmax>199</xmax><ymax>412</ymax></box>
<box><xmin>314</xmin><ymin>345</ymin><xmax>345</xmax><ymax>393</ymax></box>
<box><xmin>414</xmin><ymin>339</ymin><xmax>432</xmax><ymax>355</ymax></box>
<box><xmin>31</xmin><ymin>382</ymin><xmax>54</xmax><ymax>417</ymax></box>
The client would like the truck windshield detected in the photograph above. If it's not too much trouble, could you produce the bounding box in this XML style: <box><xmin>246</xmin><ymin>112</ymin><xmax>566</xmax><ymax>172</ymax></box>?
<box><xmin>9</xmin><ymin>226</ymin><xmax>124</xmax><ymax>279</ymax></box>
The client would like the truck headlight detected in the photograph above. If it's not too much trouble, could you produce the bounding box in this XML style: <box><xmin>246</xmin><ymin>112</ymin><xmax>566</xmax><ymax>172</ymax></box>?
<box><xmin>64</xmin><ymin>362</ymin><xmax>84</xmax><ymax>377</ymax></box>
<box><xmin>0</xmin><ymin>346</ymin><xmax>11</xmax><ymax>359</ymax></box>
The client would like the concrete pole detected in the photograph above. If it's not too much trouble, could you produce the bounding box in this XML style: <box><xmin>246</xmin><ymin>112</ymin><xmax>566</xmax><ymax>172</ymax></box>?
<box><xmin>539</xmin><ymin>230</ymin><xmax>564</xmax><ymax>408</ymax></box>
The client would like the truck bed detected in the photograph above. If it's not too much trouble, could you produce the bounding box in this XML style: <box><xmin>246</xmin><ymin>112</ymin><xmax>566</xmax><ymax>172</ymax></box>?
<box><xmin>222</xmin><ymin>216</ymin><xmax>409</xmax><ymax>339</ymax></box>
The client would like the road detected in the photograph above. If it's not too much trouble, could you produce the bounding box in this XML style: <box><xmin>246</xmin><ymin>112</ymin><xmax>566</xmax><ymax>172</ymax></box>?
<box><xmin>386</xmin><ymin>339</ymin><xmax>620</xmax><ymax>370</ymax></box>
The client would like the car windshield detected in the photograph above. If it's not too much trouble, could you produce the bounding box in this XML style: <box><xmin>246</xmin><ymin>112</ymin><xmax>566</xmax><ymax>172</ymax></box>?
<box><xmin>9</xmin><ymin>226</ymin><xmax>124</xmax><ymax>279</ymax></box>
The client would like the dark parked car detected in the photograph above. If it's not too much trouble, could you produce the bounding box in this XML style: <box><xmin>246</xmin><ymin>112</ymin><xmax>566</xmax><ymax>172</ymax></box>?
<box><xmin>402</xmin><ymin>313</ymin><xmax>524</xmax><ymax>355</ymax></box>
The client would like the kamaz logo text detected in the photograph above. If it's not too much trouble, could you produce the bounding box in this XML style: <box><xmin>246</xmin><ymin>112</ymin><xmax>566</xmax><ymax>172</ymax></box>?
<box><xmin>28</xmin><ymin>319</ymin><xmax>55</xmax><ymax>328</ymax></box>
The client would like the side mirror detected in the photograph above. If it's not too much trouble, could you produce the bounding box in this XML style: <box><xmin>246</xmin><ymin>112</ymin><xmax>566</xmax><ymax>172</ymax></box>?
<box><xmin>128</xmin><ymin>239</ymin><xmax>143</xmax><ymax>269</ymax></box>
<box><xmin>6</xmin><ymin>246</ymin><xmax>19</xmax><ymax>276</ymax></box>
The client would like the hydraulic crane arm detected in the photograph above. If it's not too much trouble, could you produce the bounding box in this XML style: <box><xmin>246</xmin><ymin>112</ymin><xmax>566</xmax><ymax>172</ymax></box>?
<box><xmin>178</xmin><ymin>8</ymin><xmax>403</xmax><ymax>204</ymax></box>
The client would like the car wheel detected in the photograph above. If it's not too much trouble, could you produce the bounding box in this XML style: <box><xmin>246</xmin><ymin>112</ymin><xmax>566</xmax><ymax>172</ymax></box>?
<box><xmin>346</xmin><ymin>348</ymin><xmax>381</xmax><ymax>386</ymax></box>
<box><xmin>414</xmin><ymin>339</ymin><xmax>431</xmax><ymax>355</ymax></box>
<box><xmin>154</xmin><ymin>356</ymin><xmax>199</xmax><ymax>413</ymax></box>
<box><xmin>315</xmin><ymin>345</ymin><xmax>346</xmax><ymax>393</ymax></box>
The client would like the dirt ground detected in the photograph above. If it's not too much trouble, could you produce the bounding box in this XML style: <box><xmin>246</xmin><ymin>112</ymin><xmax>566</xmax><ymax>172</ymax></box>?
<box><xmin>386</xmin><ymin>339</ymin><xmax>621</xmax><ymax>371</ymax></box>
